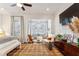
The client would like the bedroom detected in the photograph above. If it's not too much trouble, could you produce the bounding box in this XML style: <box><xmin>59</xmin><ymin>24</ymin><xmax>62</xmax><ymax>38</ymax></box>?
<box><xmin>0</xmin><ymin>3</ymin><xmax>78</xmax><ymax>56</ymax></box>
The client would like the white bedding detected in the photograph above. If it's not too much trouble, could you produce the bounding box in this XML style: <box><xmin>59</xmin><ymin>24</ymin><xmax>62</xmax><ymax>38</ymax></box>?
<box><xmin>0</xmin><ymin>39</ymin><xmax>18</xmax><ymax>49</ymax></box>
<box><xmin>0</xmin><ymin>36</ymin><xmax>18</xmax><ymax>44</ymax></box>
<box><xmin>0</xmin><ymin>36</ymin><xmax>21</xmax><ymax>56</ymax></box>
<box><xmin>0</xmin><ymin>40</ymin><xmax>21</xmax><ymax>56</ymax></box>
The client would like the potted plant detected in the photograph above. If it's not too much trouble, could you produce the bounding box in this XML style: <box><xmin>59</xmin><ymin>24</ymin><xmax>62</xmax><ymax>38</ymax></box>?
<box><xmin>55</xmin><ymin>34</ymin><xmax>63</xmax><ymax>41</ymax></box>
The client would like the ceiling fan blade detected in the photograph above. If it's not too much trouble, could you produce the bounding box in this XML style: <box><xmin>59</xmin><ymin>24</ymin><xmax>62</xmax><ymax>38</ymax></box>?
<box><xmin>11</xmin><ymin>4</ymin><xmax>16</xmax><ymax>7</ymax></box>
<box><xmin>21</xmin><ymin>6</ymin><xmax>25</xmax><ymax>11</ymax></box>
<box><xmin>23</xmin><ymin>3</ymin><xmax>32</xmax><ymax>7</ymax></box>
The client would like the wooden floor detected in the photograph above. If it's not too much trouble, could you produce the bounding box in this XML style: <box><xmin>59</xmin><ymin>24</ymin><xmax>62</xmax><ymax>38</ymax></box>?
<box><xmin>8</xmin><ymin>43</ymin><xmax>63</xmax><ymax>56</ymax></box>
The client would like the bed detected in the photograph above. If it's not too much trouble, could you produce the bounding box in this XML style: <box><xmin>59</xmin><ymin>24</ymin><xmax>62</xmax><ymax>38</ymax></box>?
<box><xmin>0</xmin><ymin>36</ymin><xmax>21</xmax><ymax>56</ymax></box>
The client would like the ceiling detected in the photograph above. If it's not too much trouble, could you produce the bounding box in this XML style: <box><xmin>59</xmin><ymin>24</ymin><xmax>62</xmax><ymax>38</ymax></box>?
<box><xmin>0</xmin><ymin>3</ymin><xmax>73</xmax><ymax>15</ymax></box>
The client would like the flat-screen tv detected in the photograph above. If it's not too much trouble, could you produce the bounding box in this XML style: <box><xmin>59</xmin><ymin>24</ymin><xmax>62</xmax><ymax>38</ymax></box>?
<box><xmin>60</xmin><ymin>17</ymin><xmax>72</xmax><ymax>25</ymax></box>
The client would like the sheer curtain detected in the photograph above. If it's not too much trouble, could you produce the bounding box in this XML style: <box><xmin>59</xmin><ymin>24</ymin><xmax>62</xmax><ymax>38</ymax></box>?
<box><xmin>11</xmin><ymin>16</ymin><xmax>24</xmax><ymax>43</ymax></box>
<box><xmin>28</xmin><ymin>19</ymin><xmax>51</xmax><ymax>37</ymax></box>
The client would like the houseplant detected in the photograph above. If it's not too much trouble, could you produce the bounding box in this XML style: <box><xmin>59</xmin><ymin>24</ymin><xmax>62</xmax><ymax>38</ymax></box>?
<box><xmin>55</xmin><ymin>34</ymin><xmax>63</xmax><ymax>41</ymax></box>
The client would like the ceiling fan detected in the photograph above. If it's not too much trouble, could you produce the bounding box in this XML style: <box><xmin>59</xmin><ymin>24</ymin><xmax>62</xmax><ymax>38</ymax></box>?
<box><xmin>11</xmin><ymin>3</ymin><xmax>32</xmax><ymax>11</ymax></box>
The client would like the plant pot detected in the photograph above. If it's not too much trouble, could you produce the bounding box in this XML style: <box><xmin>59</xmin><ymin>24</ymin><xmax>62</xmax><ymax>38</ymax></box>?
<box><xmin>62</xmin><ymin>39</ymin><xmax>67</xmax><ymax>42</ymax></box>
<box><xmin>48</xmin><ymin>42</ymin><xmax>52</xmax><ymax>50</ymax></box>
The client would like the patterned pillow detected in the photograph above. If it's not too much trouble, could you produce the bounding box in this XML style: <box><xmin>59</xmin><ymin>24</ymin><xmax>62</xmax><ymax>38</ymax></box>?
<box><xmin>64</xmin><ymin>34</ymin><xmax>74</xmax><ymax>42</ymax></box>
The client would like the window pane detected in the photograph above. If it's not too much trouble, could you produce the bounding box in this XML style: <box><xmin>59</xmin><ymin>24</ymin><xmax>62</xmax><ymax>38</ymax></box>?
<box><xmin>28</xmin><ymin>20</ymin><xmax>48</xmax><ymax>36</ymax></box>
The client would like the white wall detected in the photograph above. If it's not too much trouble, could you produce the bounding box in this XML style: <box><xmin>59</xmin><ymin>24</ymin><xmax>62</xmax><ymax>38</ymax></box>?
<box><xmin>2</xmin><ymin>14</ymin><xmax>11</xmax><ymax>35</ymax></box>
<box><xmin>23</xmin><ymin>15</ymin><xmax>29</xmax><ymax>42</ymax></box>
<box><xmin>0</xmin><ymin>10</ymin><xmax>11</xmax><ymax>35</ymax></box>
<box><xmin>54</xmin><ymin>14</ymin><xmax>61</xmax><ymax>34</ymax></box>
<box><xmin>0</xmin><ymin>15</ymin><xmax>2</xmax><ymax>28</ymax></box>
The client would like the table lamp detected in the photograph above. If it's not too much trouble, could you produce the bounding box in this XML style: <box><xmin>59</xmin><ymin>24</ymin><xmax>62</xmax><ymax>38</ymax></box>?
<box><xmin>48</xmin><ymin>34</ymin><xmax>52</xmax><ymax>40</ymax></box>
<box><xmin>0</xmin><ymin>28</ymin><xmax>4</xmax><ymax>37</ymax></box>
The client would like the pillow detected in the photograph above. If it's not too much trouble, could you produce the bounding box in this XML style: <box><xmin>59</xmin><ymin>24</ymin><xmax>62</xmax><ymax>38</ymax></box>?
<box><xmin>0</xmin><ymin>36</ymin><xmax>17</xmax><ymax>44</ymax></box>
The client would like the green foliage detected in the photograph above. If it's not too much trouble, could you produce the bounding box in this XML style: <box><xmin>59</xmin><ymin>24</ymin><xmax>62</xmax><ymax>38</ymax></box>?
<box><xmin>56</xmin><ymin>34</ymin><xmax>63</xmax><ymax>40</ymax></box>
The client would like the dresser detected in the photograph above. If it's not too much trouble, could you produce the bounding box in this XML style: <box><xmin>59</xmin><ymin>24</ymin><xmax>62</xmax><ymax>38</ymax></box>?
<box><xmin>54</xmin><ymin>41</ymin><xmax>79</xmax><ymax>56</ymax></box>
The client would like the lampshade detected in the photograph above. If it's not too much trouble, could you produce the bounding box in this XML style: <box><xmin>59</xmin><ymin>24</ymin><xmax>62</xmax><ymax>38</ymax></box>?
<box><xmin>0</xmin><ymin>28</ymin><xmax>4</xmax><ymax>36</ymax></box>
<box><xmin>0</xmin><ymin>28</ymin><xmax>3</xmax><ymax>33</ymax></box>
<box><xmin>48</xmin><ymin>34</ymin><xmax>52</xmax><ymax>38</ymax></box>
<box><xmin>17</xmin><ymin>3</ymin><xmax>22</xmax><ymax>7</ymax></box>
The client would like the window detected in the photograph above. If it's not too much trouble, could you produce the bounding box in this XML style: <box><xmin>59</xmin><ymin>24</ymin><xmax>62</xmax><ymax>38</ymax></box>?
<box><xmin>11</xmin><ymin>16</ymin><xmax>22</xmax><ymax>37</ymax></box>
<box><xmin>28</xmin><ymin>19</ymin><xmax>51</xmax><ymax>36</ymax></box>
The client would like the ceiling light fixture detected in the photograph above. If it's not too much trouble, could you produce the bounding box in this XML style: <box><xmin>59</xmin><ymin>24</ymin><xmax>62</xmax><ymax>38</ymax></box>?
<box><xmin>46</xmin><ymin>8</ymin><xmax>50</xmax><ymax>11</ymax></box>
<box><xmin>17</xmin><ymin>3</ymin><xmax>22</xmax><ymax>7</ymax></box>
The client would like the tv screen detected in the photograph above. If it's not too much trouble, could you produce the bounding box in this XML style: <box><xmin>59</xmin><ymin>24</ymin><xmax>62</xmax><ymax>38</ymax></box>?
<box><xmin>61</xmin><ymin>18</ymin><xmax>72</xmax><ymax>25</ymax></box>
